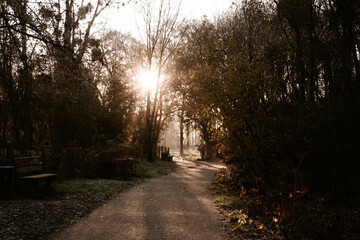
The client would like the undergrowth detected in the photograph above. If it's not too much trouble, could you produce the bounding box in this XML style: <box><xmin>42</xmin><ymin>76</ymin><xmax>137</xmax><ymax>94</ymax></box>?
<box><xmin>212</xmin><ymin>167</ymin><xmax>360</xmax><ymax>240</ymax></box>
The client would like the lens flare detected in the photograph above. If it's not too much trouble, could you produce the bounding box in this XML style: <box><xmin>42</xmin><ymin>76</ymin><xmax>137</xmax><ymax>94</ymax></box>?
<box><xmin>137</xmin><ymin>69</ymin><xmax>157</xmax><ymax>91</ymax></box>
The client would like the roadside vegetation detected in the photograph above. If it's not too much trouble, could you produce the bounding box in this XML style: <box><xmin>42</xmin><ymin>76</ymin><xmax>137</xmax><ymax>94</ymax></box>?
<box><xmin>212</xmin><ymin>168</ymin><xmax>360</xmax><ymax>240</ymax></box>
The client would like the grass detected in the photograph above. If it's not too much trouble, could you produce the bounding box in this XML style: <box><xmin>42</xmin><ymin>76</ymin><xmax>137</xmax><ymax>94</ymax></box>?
<box><xmin>172</xmin><ymin>154</ymin><xmax>200</xmax><ymax>169</ymax></box>
<box><xmin>181</xmin><ymin>155</ymin><xmax>200</xmax><ymax>161</ymax></box>
<box><xmin>53</xmin><ymin>178</ymin><xmax>135</xmax><ymax>197</ymax></box>
<box><xmin>136</xmin><ymin>160</ymin><xmax>177</xmax><ymax>179</ymax></box>
<box><xmin>214</xmin><ymin>194</ymin><xmax>245</xmax><ymax>208</ymax></box>
<box><xmin>53</xmin><ymin>159</ymin><xmax>177</xmax><ymax>196</ymax></box>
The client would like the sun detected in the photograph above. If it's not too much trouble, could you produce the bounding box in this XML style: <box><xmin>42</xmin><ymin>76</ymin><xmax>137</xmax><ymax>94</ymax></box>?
<box><xmin>137</xmin><ymin>69</ymin><xmax>157</xmax><ymax>92</ymax></box>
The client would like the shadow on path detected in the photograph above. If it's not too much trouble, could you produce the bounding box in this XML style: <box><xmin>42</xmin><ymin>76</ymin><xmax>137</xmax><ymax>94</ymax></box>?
<box><xmin>54</xmin><ymin>161</ymin><xmax>229</xmax><ymax>240</ymax></box>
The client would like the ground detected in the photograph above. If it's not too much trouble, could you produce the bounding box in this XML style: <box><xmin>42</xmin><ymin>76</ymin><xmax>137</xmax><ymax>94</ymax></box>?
<box><xmin>0</xmin><ymin>159</ymin><xmax>239</xmax><ymax>240</ymax></box>
<box><xmin>54</xmin><ymin>160</ymin><xmax>235</xmax><ymax>240</ymax></box>
<box><xmin>0</xmin><ymin>160</ymin><xmax>173</xmax><ymax>240</ymax></box>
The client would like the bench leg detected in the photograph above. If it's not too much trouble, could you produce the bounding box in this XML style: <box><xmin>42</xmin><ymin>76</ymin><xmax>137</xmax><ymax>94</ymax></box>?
<box><xmin>44</xmin><ymin>179</ymin><xmax>53</xmax><ymax>192</ymax></box>
<box><xmin>18</xmin><ymin>179</ymin><xmax>39</xmax><ymax>198</ymax></box>
<box><xmin>19</xmin><ymin>179</ymin><xmax>49</xmax><ymax>198</ymax></box>
<box><xmin>33</xmin><ymin>179</ymin><xmax>39</xmax><ymax>198</ymax></box>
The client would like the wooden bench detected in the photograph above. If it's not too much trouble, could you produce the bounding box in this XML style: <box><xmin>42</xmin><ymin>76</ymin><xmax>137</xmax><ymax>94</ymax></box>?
<box><xmin>161</xmin><ymin>152</ymin><xmax>173</xmax><ymax>162</ymax></box>
<box><xmin>96</xmin><ymin>154</ymin><xmax>138</xmax><ymax>179</ymax></box>
<box><xmin>14</xmin><ymin>156</ymin><xmax>57</xmax><ymax>194</ymax></box>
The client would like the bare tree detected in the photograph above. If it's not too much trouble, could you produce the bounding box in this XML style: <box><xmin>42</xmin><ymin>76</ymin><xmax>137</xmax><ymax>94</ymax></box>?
<box><xmin>138</xmin><ymin>0</ymin><xmax>184</xmax><ymax>161</ymax></box>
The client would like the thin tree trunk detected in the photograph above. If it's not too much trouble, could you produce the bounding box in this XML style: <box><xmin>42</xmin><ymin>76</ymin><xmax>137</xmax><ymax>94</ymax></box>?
<box><xmin>295</xmin><ymin>26</ymin><xmax>306</xmax><ymax>103</ymax></box>
<box><xmin>308</xmin><ymin>0</ymin><xmax>315</xmax><ymax>102</ymax></box>
<box><xmin>179</xmin><ymin>109</ymin><xmax>184</xmax><ymax>156</ymax></box>
<box><xmin>186</xmin><ymin>123</ymin><xmax>190</xmax><ymax>148</ymax></box>
<box><xmin>145</xmin><ymin>90</ymin><xmax>153</xmax><ymax>161</ymax></box>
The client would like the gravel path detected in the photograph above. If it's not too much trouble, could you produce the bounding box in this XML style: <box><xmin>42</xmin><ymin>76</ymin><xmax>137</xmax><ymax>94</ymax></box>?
<box><xmin>54</xmin><ymin>161</ymin><xmax>230</xmax><ymax>240</ymax></box>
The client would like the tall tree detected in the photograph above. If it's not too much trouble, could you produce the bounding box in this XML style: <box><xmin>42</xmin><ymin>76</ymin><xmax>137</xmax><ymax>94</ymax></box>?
<box><xmin>45</xmin><ymin>0</ymin><xmax>112</xmax><ymax>146</ymax></box>
<box><xmin>139</xmin><ymin>0</ymin><xmax>183</xmax><ymax>161</ymax></box>
<box><xmin>90</xmin><ymin>31</ymin><xmax>136</xmax><ymax>142</ymax></box>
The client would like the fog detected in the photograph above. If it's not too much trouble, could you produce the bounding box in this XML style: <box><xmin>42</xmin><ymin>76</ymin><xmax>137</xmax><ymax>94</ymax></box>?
<box><xmin>159</xmin><ymin>120</ymin><xmax>201</xmax><ymax>157</ymax></box>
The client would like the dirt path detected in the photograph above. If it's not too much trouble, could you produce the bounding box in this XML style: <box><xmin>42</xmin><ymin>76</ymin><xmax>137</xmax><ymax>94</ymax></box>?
<box><xmin>54</xmin><ymin>160</ymin><xmax>231</xmax><ymax>240</ymax></box>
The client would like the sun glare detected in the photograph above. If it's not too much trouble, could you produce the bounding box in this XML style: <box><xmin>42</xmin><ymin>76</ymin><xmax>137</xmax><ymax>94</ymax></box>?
<box><xmin>137</xmin><ymin>69</ymin><xmax>157</xmax><ymax>92</ymax></box>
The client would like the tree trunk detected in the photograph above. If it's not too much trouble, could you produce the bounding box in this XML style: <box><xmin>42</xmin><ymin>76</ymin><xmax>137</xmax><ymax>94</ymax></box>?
<box><xmin>353</xmin><ymin>45</ymin><xmax>360</xmax><ymax>93</ymax></box>
<box><xmin>64</xmin><ymin>0</ymin><xmax>74</xmax><ymax>49</ymax></box>
<box><xmin>308</xmin><ymin>1</ymin><xmax>315</xmax><ymax>102</ymax></box>
<box><xmin>179</xmin><ymin>109</ymin><xmax>184</xmax><ymax>156</ymax></box>
<box><xmin>145</xmin><ymin>90</ymin><xmax>154</xmax><ymax>162</ymax></box>
<box><xmin>295</xmin><ymin>26</ymin><xmax>306</xmax><ymax>103</ymax></box>
<box><xmin>186</xmin><ymin>122</ymin><xmax>190</xmax><ymax>148</ymax></box>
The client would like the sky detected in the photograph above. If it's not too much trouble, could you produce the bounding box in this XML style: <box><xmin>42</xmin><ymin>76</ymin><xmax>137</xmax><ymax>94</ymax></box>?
<box><xmin>100</xmin><ymin>0</ymin><xmax>234</xmax><ymax>37</ymax></box>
